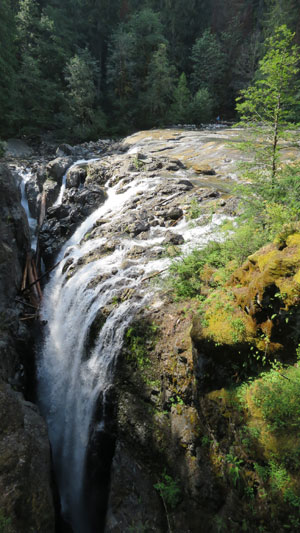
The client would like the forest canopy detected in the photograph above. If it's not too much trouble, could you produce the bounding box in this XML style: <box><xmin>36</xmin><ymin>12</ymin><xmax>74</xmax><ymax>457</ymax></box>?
<box><xmin>0</xmin><ymin>0</ymin><xmax>300</xmax><ymax>141</ymax></box>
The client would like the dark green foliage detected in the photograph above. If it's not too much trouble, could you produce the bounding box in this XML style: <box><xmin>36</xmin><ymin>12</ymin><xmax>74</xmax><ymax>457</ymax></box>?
<box><xmin>154</xmin><ymin>472</ymin><xmax>181</xmax><ymax>509</ymax></box>
<box><xmin>169</xmin><ymin>73</ymin><xmax>192</xmax><ymax>124</ymax></box>
<box><xmin>191</xmin><ymin>29</ymin><xmax>226</xmax><ymax>100</ymax></box>
<box><xmin>0</xmin><ymin>0</ymin><xmax>299</xmax><ymax>139</ymax></box>
<box><xmin>125</xmin><ymin>320</ymin><xmax>158</xmax><ymax>369</ymax></box>
<box><xmin>190</xmin><ymin>88</ymin><xmax>214</xmax><ymax>124</ymax></box>
<box><xmin>0</xmin><ymin>0</ymin><xmax>17</xmax><ymax>136</ymax></box>
<box><xmin>142</xmin><ymin>43</ymin><xmax>176</xmax><ymax>126</ymax></box>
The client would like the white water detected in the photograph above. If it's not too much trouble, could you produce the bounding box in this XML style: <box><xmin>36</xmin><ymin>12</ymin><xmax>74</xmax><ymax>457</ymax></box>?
<box><xmin>17</xmin><ymin>167</ymin><xmax>38</xmax><ymax>250</ymax></box>
<box><xmin>38</xmin><ymin>167</ymin><xmax>229</xmax><ymax>531</ymax></box>
<box><xmin>54</xmin><ymin>158</ymin><xmax>100</xmax><ymax>207</ymax></box>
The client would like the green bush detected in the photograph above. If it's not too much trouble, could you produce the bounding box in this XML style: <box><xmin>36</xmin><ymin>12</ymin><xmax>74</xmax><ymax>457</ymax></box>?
<box><xmin>247</xmin><ymin>366</ymin><xmax>300</xmax><ymax>432</ymax></box>
<box><xmin>154</xmin><ymin>472</ymin><xmax>181</xmax><ymax>509</ymax></box>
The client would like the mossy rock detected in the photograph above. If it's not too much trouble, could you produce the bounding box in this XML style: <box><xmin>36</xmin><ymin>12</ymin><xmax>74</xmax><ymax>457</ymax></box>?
<box><xmin>192</xmin><ymin>232</ymin><xmax>300</xmax><ymax>391</ymax></box>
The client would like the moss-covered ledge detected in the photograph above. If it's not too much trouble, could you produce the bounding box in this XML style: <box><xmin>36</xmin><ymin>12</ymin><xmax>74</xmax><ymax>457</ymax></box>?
<box><xmin>191</xmin><ymin>230</ymin><xmax>300</xmax><ymax>392</ymax></box>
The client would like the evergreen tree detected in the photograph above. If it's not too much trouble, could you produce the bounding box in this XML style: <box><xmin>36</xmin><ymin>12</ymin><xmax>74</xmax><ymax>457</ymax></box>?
<box><xmin>236</xmin><ymin>25</ymin><xmax>300</xmax><ymax>188</ymax></box>
<box><xmin>191</xmin><ymin>29</ymin><xmax>226</xmax><ymax>111</ymax></box>
<box><xmin>169</xmin><ymin>73</ymin><xmax>192</xmax><ymax>124</ymax></box>
<box><xmin>106</xmin><ymin>27</ymin><xmax>136</xmax><ymax>130</ymax></box>
<box><xmin>190</xmin><ymin>88</ymin><xmax>214</xmax><ymax>124</ymax></box>
<box><xmin>264</xmin><ymin>0</ymin><xmax>297</xmax><ymax>36</ymax></box>
<box><xmin>64</xmin><ymin>49</ymin><xmax>106</xmax><ymax>140</ymax></box>
<box><xmin>142</xmin><ymin>43</ymin><xmax>176</xmax><ymax>126</ymax></box>
<box><xmin>0</xmin><ymin>0</ymin><xmax>17</xmax><ymax>136</ymax></box>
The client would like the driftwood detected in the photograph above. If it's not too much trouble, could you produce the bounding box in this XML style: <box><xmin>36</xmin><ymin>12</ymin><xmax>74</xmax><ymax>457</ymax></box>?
<box><xmin>27</xmin><ymin>256</ymin><xmax>40</xmax><ymax>305</ymax></box>
<box><xmin>20</xmin><ymin>314</ymin><xmax>37</xmax><ymax>321</ymax></box>
<box><xmin>15</xmin><ymin>297</ymin><xmax>38</xmax><ymax>310</ymax></box>
<box><xmin>35</xmin><ymin>191</ymin><xmax>47</xmax><ymax>274</ymax></box>
<box><xmin>21</xmin><ymin>253</ymin><xmax>31</xmax><ymax>291</ymax></box>
<box><xmin>141</xmin><ymin>267</ymin><xmax>169</xmax><ymax>282</ymax></box>
<box><xmin>157</xmin><ymin>191</ymin><xmax>185</xmax><ymax>208</ymax></box>
<box><xmin>31</xmin><ymin>258</ymin><xmax>43</xmax><ymax>300</ymax></box>
<box><xmin>39</xmin><ymin>191</ymin><xmax>47</xmax><ymax>227</ymax></box>
<box><xmin>21</xmin><ymin>260</ymin><xmax>61</xmax><ymax>294</ymax></box>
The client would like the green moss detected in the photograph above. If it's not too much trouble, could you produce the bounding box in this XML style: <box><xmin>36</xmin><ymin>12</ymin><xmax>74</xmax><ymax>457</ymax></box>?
<box><xmin>124</xmin><ymin>320</ymin><xmax>158</xmax><ymax>370</ymax></box>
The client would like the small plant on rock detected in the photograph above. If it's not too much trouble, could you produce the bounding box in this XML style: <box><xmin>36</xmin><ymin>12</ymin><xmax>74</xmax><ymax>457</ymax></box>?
<box><xmin>154</xmin><ymin>471</ymin><xmax>181</xmax><ymax>509</ymax></box>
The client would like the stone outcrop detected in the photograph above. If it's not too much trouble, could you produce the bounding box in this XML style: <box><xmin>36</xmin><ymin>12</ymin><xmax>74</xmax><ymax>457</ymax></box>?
<box><xmin>0</xmin><ymin>164</ymin><xmax>55</xmax><ymax>532</ymax></box>
<box><xmin>191</xmin><ymin>226</ymin><xmax>300</xmax><ymax>392</ymax></box>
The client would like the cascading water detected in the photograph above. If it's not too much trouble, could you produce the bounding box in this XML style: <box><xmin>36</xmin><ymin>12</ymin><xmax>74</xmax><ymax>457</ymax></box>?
<box><xmin>37</xmin><ymin>160</ymin><xmax>230</xmax><ymax>531</ymax></box>
<box><xmin>17</xmin><ymin>167</ymin><xmax>38</xmax><ymax>249</ymax></box>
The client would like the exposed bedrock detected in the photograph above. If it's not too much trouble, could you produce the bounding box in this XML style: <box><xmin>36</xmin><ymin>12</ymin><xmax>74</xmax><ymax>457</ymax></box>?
<box><xmin>0</xmin><ymin>164</ymin><xmax>55</xmax><ymax>532</ymax></box>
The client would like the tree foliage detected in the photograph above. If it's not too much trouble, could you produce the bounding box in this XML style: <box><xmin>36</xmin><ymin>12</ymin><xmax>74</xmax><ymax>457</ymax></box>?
<box><xmin>0</xmin><ymin>0</ymin><xmax>300</xmax><ymax>139</ymax></box>
<box><xmin>236</xmin><ymin>25</ymin><xmax>300</xmax><ymax>186</ymax></box>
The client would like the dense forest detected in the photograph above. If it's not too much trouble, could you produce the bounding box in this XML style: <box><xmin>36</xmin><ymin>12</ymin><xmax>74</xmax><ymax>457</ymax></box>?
<box><xmin>0</xmin><ymin>0</ymin><xmax>300</xmax><ymax>142</ymax></box>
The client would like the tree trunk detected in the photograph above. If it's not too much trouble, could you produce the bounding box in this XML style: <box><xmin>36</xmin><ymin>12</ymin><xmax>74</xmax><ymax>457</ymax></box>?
<box><xmin>271</xmin><ymin>93</ymin><xmax>281</xmax><ymax>189</ymax></box>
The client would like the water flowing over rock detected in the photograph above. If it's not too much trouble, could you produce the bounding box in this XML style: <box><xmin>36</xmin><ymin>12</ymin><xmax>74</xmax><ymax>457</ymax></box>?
<box><xmin>36</xmin><ymin>129</ymin><xmax>239</xmax><ymax>532</ymax></box>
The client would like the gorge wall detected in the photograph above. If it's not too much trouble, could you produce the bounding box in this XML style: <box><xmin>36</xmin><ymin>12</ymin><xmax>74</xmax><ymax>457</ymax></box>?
<box><xmin>0</xmin><ymin>164</ymin><xmax>55</xmax><ymax>532</ymax></box>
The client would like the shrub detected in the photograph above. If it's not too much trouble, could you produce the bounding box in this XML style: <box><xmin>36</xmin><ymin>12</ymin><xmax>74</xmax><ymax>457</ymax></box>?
<box><xmin>154</xmin><ymin>472</ymin><xmax>181</xmax><ymax>509</ymax></box>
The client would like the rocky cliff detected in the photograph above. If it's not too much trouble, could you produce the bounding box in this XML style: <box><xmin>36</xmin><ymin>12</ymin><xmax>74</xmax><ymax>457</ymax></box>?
<box><xmin>0</xmin><ymin>164</ymin><xmax>55</xmax><ymax>532</ymax></box>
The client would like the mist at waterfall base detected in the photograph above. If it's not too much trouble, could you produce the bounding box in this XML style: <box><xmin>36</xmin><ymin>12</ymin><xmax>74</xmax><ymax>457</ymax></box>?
<box><xmin>33</xmin><ymin>162</ymin><xmax>229</xmax><ymax>532</ymax></box>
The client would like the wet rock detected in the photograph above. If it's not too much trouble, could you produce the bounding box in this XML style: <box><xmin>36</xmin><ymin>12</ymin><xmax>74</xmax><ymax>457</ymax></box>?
<box><xmin>105</xmin><ymin>442</ymin><xmax>165</xmax><ymax>533</ymax></box>
<box><xmin>0</xmin><ymin>164</ymin><xmax>30</xmax><ymax>324</ymax></box>
<box><xmin>86</xmin><ymin>161</ymin><xmax>112</xmax><ymax>186</ymax></box>
<box><xmin>166</xmin><ymin>206</ymin><xmax>183</xmax><ymax>220</ymax></box>
<box><xmin>40</xmin><ymin>186</ymin><xmax>107</xmax><ymax>267</ymax></box>
<box><xmin>25</xmin><ymin>177</ymin><xmax>41</xmax><ymax>218</ymax></box>
<box><xmin>46</xmin><ymin>156</ymin><xmax>74</xmax><ymax>181</ymax></box>
<box><xmin>127</xmin><ymin>220</ymin><xmax>150</xmax><ymax>236</ymax></box>
<box><xmin>66</xmin><ymin>166</ymin><xmax>87</xmax><ymax>188</ymax></box>
<box><xmin>43</xmin><ymin>178</ymin><xmax>60</xmax><ymax>208</ymax></box>
<box><xmin>163</xmin><ymin>231</ymin><xmax>184</xmax><ymax>245</ymax></box>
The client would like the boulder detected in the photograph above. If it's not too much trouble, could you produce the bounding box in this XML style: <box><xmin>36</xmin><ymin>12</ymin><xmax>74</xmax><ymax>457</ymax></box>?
<box><xmin>192</xmin><ymin>164</ymin><xmax>216</xmax><ymax>175</ymax></box>
<box><xmin>66</xmin><ymin>166</ymin><xmax>87</xmax><ymax>188</ymax></box>
<box><xmin>86</xmin><ymin>161</ymin><xmax>112</xmax><ymax>186</ymax></box>
<box><xmin>25</xmin><ymin>178</ymin><xmax>40</xmax><ymax>218</ymax></box>
<box><xmin>43</xmin><ymin>178</ymin><xmax>60</xmax><ymax>208</ymax></box>
<box><xmin>46</xmin><ymin>156</ymin><xmax>74</xmax><ymax>181</ymax></box>
<box><xmin>5</xmin><ymin>139</ymin><xmax>33</xmax><ymax>158</ymax></box>
<box><xmin>163</xmin><ymin>231</ymin><xmax>184</xmax><ymax>245</ymax></box>
<box><xmin>166</xmin><ymin>207</ymin><xmax>183</xmax><ymax>220</ymax></box>
<box><xmin>55</xmin><ymin>143</ymin><xmax>74</xmax><ymax>157</ymax></box>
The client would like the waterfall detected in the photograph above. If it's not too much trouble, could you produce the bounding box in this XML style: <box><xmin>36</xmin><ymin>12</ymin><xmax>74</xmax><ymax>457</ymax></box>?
<box><xmin>17</xmin><ymin>167</ymin><xmax>38</xmax><ymax>249</ymax></box>
<box><xmin>37</xmin><ymin>163</ymin><xmax>230</xmax><ymax>531</ymax></box>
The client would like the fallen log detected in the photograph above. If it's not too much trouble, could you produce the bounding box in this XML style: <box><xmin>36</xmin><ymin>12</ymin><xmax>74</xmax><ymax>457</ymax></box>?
<box><xmin>35</xmin><ymin>191</ymin><xmax>47</xmax><ymax>274</ymax></box>
<box><xmin>21</xmin><ymin>253</ymin><xmax>31</xmax><ymax>291</ymax></box>
<box><xmin>141</xmin><ymin>267</ymin><xmax>169</xmax><ymax>282</ymax></box>
<box><xmin>15</xmin><ymin>297</ymin><xmax>38</xmax><ymax>310</ymax></box>
<box><xmin>20</xmin><ymin>314</ymin><xmax>37</xmax><ymax>321</ymax></box>
<box><xmin>31</xmin><ymin>258</ymin><xmax>43</xmax><ymax>300</ymax></box>
<box><xmin>21</xmin><ymin>260</ymin><xmax>61</xmax><ymax>294</ymax></box>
